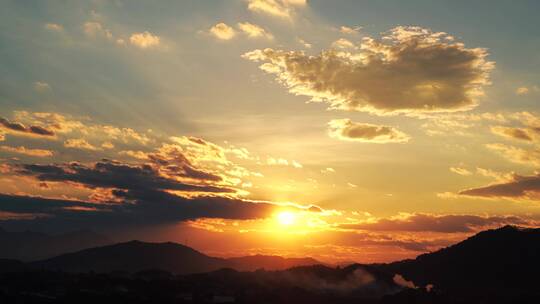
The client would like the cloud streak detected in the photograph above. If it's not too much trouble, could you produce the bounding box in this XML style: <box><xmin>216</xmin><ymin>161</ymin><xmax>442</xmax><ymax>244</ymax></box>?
<box><xmin>339</xmin><ymin>213</ymin><xmax>534</xmax><ymax>233</ymax></box>
<box><xmin>0</xmin><ymin>117</ymin><xmax>55</xmax><ymax>138</ymax></box>
<box><xmin>459</xmin><ymin>173</ymin><xmax>540</xmax><ymax>200</ymax></box>
<box><xmin>328</xmin><ymin>119</ymin><xmax>409</xmax><ymax>143</ymax></box>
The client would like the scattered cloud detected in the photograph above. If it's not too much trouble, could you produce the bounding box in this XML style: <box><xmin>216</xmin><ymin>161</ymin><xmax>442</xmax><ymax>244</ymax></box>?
<box><xmin>331</xmin><ymin>38</ymin><xmax>355</xmax><ymax>49</ymax></box>
<box><xmin>243</xmin><ymin>26</ymin><xmax>493</xmax><ymax>115</ymax></box>
<box><xmin>246</xmin><ymin>0</ymin><xmax>307</xmax><ymax>19</ymax></box>
<box><xmin>515</xmin><ymin>85</ymin><xmax>539</xmax><ymax>95</ymax></box>
<box><xmin>11</xmin><ymin>111</ymin><xmax>151</xmax><ymax>145</ymax></box>
<box><xmin>0</xmin><ymin>146</ymin><xmax>54</xmax><ymax>157</ymax></box>
<box><xmin>33</xmin><ymin>81</ymin><xmax>51</xmax><ymax>92</ymax></box>
<box><xmin>237</xmin><ymin>22</ymin><xmax>273</xmax><ymax>39</ymax></box>
<box><xmin>321</xmin><ymin>167</ymin><xmax>335</xmax><ymax>174</ymax></box>
<box><xmin>486</xmin><ymin>143</ymin><xmax>540</xmax><ymax>166</ymax></box>
<box><xmin>339</xmin><ymin>213</ymin><xmax>535</xmax><ymax>233</ymax></box>
<box><xmin>44</xmin><ymin>23</ymin><xmax>63</xmax><ymax>32</ymax></box>
<box><xmin>328</xmin><ymin>119</ymin><xmax>410</xmax><ymax>143</ymax></box>
<box><xmin>0</xmin><ymin>117</ymin><xmax>55</xmax><ymax>138</ymax></box>
<box><xmin>266</xmin><ymin>157</ymin><xmax>302</xmax><ymax>168</ymax></box>
<box><xmin>339</xmin><ymin>26</ymin><xmax>361</xmax><ymax>34</ymax></box>
<box><xmin>83</xmin><ymin>21</ymin><xmax>112</xmax><ymax>39</ymax></box>
<box><xmin>450</xmin><ymin>167</ymin><xmax>472</xmax><ymax>176</ymax></box>
<box><xmin>516</xmin><ymin>87</ymin><xmax>529</xmax><ymax>95</ymax></box>
<box><xmin>491</xmin><ymin>126</ymin><xmax>533</xmax><ymax>142</ymax></box>
<box><xmin>297</xmin><ymin>38</ymin><xmax>312</xmax><ymax>49</ymax></box>
<box><xmin>476</xmin><ymin>167</ymin><xmax>514</xmax><ymax>182</ymax></box>
<box><xmin>101</xmin><ymin>141</ymin><xmax>114</xmax><ymax>149</ymax></box>
<box><xmin>64</xmin><ymin>138</ymin><xmax>100</xmax><ymax>151</ymax></box>
<box><xmin>119</xmin><ymin>150</ymin><xmax>148</xmax><ymax>160</ymax></box>
<box><xmin>129</xmin><ymin>31</ymin><xmax>160</xmax><ymax>49</ymax></box>
<box><xmin>459</xmin><ymin>173</ymin><xmax>540</xmax><ymax>201</ymax></box>
<box><xmin>209</xmin><ymin>23</ymin><xmax>236</xmax><ymax>40</ymax></box>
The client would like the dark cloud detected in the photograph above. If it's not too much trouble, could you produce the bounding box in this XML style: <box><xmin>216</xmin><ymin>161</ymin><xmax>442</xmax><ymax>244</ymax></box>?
<box><xmin>16</xmin><ymin>160</ymin><xmax>232</xmax><ymax>193</ymax></box>
<box><xmin>0</xmin><ymin>157</ymin><xmax>287</xmax><ymax>231</ymax></box>
<box><xmin>339</xmin><ymin>213</ymin><xmax>532</xmax><ymax>233</ymax></box>
<box><xmin>0</xmin><ymin>191</ymin><xmax>278</xmax><ymax>232</ymax></box>
<box><xmin>459</xmin><ymin>173</ymin><xmax>540</xmax><ymax>199</ymax></box>
<box><xmin>0</xmin><ymin>117</ymin><xmax>55</xmax><ymax>137</ymax></box>
<box><xmin>147</xmin><ymin>147</ymin><xmax>223</xmax><ymax>182</ymax></box>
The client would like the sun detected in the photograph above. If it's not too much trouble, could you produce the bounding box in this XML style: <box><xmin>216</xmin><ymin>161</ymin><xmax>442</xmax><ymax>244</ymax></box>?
<box><xmin>276</xmin><ymin>211</ymin><xmax>296</xmax><ymax>226</ymax></box>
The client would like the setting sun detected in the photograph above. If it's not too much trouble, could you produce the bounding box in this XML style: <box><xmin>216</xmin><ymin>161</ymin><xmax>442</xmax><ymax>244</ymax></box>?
<box><xmin>276</xmin><ymin>211</ymin><xmax>296</xmax><ymax>226</ymax></box>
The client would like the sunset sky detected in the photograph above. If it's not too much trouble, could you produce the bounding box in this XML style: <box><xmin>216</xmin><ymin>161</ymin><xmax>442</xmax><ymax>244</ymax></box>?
<box><xmin>1</xmin><ymin>0</ymin><xmax>540</xmax><ymax>263</ymax></box>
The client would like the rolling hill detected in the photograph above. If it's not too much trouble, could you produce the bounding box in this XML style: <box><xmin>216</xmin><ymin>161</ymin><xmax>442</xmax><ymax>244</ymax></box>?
<box><xmin>30</xmin><ymin>240</ymin><xmax>320</xmax><ymax>274</ymax></box>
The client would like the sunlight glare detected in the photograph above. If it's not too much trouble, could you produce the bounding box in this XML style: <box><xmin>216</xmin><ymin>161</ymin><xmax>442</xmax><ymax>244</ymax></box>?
<box><xmin>276</xmin><ymin>211</ymin><xmax>296</xmax><ymax>226</ymax></box>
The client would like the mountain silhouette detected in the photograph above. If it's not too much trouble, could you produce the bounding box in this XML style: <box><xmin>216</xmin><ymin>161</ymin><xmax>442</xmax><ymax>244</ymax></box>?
<box><xmin>3</xmin><ymin>226</ymin><xmax>540</xmax><ymax>303</ymax></box>
<box><xmin>0</xmin><ymin>227</ymin><xmax>111</xmax><ymax>261</ymax></box>
<box><xmin>31</xmin><ymin>240</ymin><xmax>320</xmax><ymax>274</ymax></box>
<box><xmin>382</xmin><ymin>225</ymin><xmax>540</xmax><ymax>295</ymax></box>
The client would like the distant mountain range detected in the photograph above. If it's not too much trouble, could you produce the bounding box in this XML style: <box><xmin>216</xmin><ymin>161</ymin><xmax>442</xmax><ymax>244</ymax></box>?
<box><xmin>29</xmin><ymin>240</ymin><xmax>320</xmax><ymax>274</ymax></box>
<box><xmin>1</xmin><ymin>225</ymin><xmax>540</xmax><ymax>303</ymax></box>
<box><xmin>0</xmin><ymin>227</ymin><xmax>111</xmax><ymax>261</ymax></box>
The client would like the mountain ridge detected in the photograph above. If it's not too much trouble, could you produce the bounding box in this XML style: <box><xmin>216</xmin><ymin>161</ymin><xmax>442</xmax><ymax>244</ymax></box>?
<box><xmin>30</xmin><ymin>239</ymin><xmax>321</xmax><ymax>274</ymax></box>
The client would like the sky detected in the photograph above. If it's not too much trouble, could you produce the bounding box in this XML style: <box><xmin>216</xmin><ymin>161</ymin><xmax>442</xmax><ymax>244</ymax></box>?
<box><xmin>1</xmin><ymin>0</ymin><xmax>540</xmax><ymax>263</ymax></box>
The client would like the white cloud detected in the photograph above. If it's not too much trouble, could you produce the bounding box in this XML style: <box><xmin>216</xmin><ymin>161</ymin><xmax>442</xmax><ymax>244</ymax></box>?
<box><xmin>331</xmin><ymin>38</ymin><xmax>355</xmax><ymax>49</ymax></box>
<box><xmin>209</xmin><ymin>23</ymin><xmax>236</xmax><ymax>40</ymax></box>
<box><xmin>246</xmin><ymin>0</ymin><xmax>307</xmax><ymax>19</ymax></box>
<box><xmin>237</xmin><ymin>22</ymin><xmax>273</xmax><ymax>39</ymax></box>
<box><xmin>129</xmin><ymin>31</ymin><xmax>160</xmax><ymax>49</ymax></box>
<box><xmin>339</xmin><ymin>26</ymin><xmax>361</xmax><ymax>34</ymax></box>
<box><xmin>266</xmin><ymin>157</ymin><xmax>302</xmax><ymax>168</ymax></box>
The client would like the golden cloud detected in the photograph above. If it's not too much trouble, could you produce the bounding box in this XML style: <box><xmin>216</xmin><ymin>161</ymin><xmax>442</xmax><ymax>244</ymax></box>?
<box><xmin>237</xmin><ymin>22</ymin><xmax>273</xmax><ymax>39</ymax></box>
<box><xmin>246</xmin><ymin>0</ymin><xmax>307</xmax><ymax>19</ymax></box>
<box><xmin>450</xmin><ymin>167</ymin><xmax>472</xmax><ymax>176</ymax></box>
<box><xmin>0</xmin><ymin>145</ymin><xmax>54</xmax><ymax>157</ymax></box>
<box><xmin>64</xmin><ymin>138</ymin><xmax>100</xmax><ymax>151</ymax></box>
<box><xmin>129</xmin><ymin>31</ymin><xmax>160</xmax><ymax>48</ymax></box>
<box><xmin>243</xmin><ymin>26</ymin><xmax>494</xmax><ymax>115</ymax></box>
<box><xmin>209</xmin><ymin>23</ymin><xmax>236</xmax><ymax>40</ymax></box>
<box><xmin>328</xmin><ymin>119</ymin><xmax>410</xmax><ymax>143</ymax></box>
<box><xmin>491</xmin><ymin>126</ymin><xmax>533</xmax><ymax>142</ymax></box>
<box><xmin>486</xmin><ymin>143</ymin><xmax>540</xmax><ymax>166</ymax></box>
